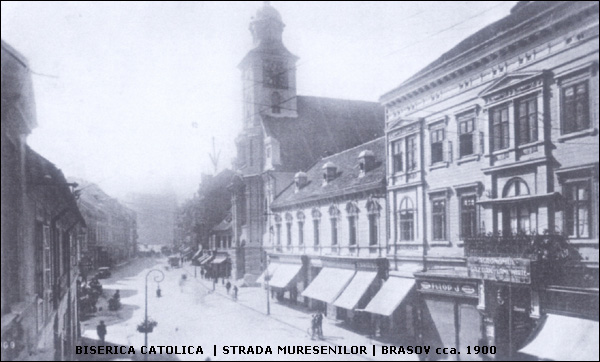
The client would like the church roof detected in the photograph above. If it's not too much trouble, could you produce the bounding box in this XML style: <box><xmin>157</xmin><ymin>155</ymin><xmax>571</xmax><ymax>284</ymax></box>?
<box><xmin>262</xmin><ymin>95</ymin><xmax>384</xmax><ymax>173</ymax></box>
<box><xmin>271</xmin><ymin>137</ymin><xmax>386</xmax><ymax>209</ymax></box>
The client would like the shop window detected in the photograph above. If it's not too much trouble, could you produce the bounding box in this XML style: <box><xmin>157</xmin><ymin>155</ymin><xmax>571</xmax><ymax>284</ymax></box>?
<box><xmin>431</xmin><ymin>128</ymin><xmax>445</xmax><ymax>164</ymax></box>
<box><xmin>399</xmin><ymin>197</ymin><xmax>415</xmax><ymax>241</ymax></box>
<box><xmin>432</xmin><ymin>199</ymin><xmax>446</xmax><ymax>241</ymax></box>
<box><xmin>516</xmin><ymin>97</ymin><xmax>538</xmax><ymax>145</ymax></box>
<box><xmin>561</xmin><ymin>81</ymin><xmax>590</xmax><ymax>134</ymax></box>
<box><xmin>491</xmin><ymin>105</ymin><xmax>510</xmax><ymax>151</ymax></box>
<box><xmin>565</xmin><ymin>181</ymin><xmax>591</xmax><ymax>238</ymax></box>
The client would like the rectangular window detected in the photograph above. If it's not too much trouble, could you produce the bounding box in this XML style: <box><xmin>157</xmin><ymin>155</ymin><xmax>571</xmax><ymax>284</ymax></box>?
<box><xmin>298</xmin><ymin>221</ymin><xmax>304</xmax><ymax>245</ymax></box>
<box><xmin>331</xmin><ymin>218</ymin><xmax>338</xmax><ymax>245</ymax></box>
<box><xmin>565</xmin><ymin>181</ymin><xmax>590</xmax><ymax>238</ymax></box>
<box><xmin>392</xmin><ymin>140</ymin><xmax>403</xmax><ymax>173</ymax></box>
<box><xmin>432</xmin><ymin>199</ymin><xmax>446</xmax><ymax>240</ymax></box>
<box><xmin>459</xmin><ymin>116</ymin><xmax>475</xmax><ymax>157</ymax></box>
<box><xmin>348</xmin><ymin>216</ymin><xmax>357</xmax><ymax>245</ymax></box>
<box><xmin>368</xmin><ymin>214</ymin><xmax>378</xmax><ymax>246</ymax></box>
<box><xmin>460</xmin><ymin>196</ymin><xmax>477</xmax><ymax>238</ymax></box>
<box><xmin>562</xmin><ymin>81</ymin><xmax>590</xmax><ymax>134</ymax></box>
<box><xmin>407</xmin><ymin>136</ymin><xmax>417</xmax><ymax>171</ymax></box>
<box><xmin>313</xmin><ymin>219</ymin><xmax>320</xmax><ymax>247</ymax></box>
<box><xmin>399</xmin><ymin>211</ymin><xmax>414</xmax><ymax>241</ymax></box>
<box><xmin>491</xmin><ymin>106</ymin><xmax>509</xmax><ymax>151</ymax></box>
<box><xmin>431</xmin><ymin>129</ymin><xmax>445</xmax><ymax>164</ymax></box>
<box><xmin>516</xmin><ymin>97</ymin><xmax>538</xmax><ymax>145</ymax></box>
<box><xmin>35</xmin><ymin>222</ymin><xmax>44</xmax><ymax>297</ymax></box>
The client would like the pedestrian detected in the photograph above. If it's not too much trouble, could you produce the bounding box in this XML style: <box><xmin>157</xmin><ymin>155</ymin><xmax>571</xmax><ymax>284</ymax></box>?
<box><xmin>233</xmin><ymin>285</ymin><xmax>238</xmax><ymax>301</ymax></box>
<box><xmin>315</xmin><ymin>311</ymin><xmax>324</xmax><ymax>339</ymax></box>
<box><xmin>225</xmin><ymin>281</ymin><xmax>232</xmax><ymax>295</ymax></box>
<box><xmin>96</xmin><ymin>320</ymin><xmax>107</xmax><ymax>344</ymax></box>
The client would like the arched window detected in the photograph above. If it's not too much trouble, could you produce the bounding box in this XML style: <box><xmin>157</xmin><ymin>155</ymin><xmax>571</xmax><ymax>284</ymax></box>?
<box><xmin>503</xmin><ymin>178</ymin><xmax>530</xmax><ymax>198</ymax></box>
<box><xmin>285</xmin><ymin>212</ymin><xmax>293</xmax><ymax>247</ymax></box>
<box><xmin>501</xmin><ymin>178</ymin><xmax>533</xmax><ymax>234</ymax></box>
<box><xmin>296</xmin><ymin>211</ymin><xmax>305</xmax><ymax>245</ymax></box>
<box><xmin>346</xmin><ymin>202</ymin><xmax>359</xmax><ymax>246</ymax></box>
<box><xmin>329</xmin><ymin>205</ymin><xmax>340</xmax><ymax>246</ymax></box>
<box><xmin>271</xmin><ymin>92</ymin><xmax>281</xmax><ymax>114</ymax></box>
<box><xmin>367</xmin><ymin>198</ymin><xmax>381</xmax><ymax>246</ymax></box>
<box><xmin>399</xmin><ymin>197</ymin><xmax>415</xmax><ymax>241</ymax></box>
<box><xmin>312</xmin><ymin>209</ymin><xmax>321</xmax><ymax>248</ymax></box>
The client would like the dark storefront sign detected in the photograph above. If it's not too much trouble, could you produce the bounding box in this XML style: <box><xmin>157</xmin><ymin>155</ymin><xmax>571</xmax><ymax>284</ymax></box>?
<box><xmin>417</xmin><ymin>279</ymin><xmax>479</xmax><ymax>298</ymax></box>
<box><xmin>467</xmin><ymin>257</ymin><xmax>531</xmax><ymax>284</ymax></box>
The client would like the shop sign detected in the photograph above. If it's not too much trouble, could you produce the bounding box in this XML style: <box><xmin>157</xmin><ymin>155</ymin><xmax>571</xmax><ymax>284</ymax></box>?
<box><xmin>418</xmin><ymin>280</ymin><xmax>479</xmax><ymax>298</ymax></box>
<box><xmin>467</xmin><ymin>257</ymin><xmax>531</xmax><ymax>284</ymax></box>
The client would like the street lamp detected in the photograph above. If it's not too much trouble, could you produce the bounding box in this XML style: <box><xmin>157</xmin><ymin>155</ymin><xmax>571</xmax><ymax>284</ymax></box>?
<box><xmin>143</xmin><ymin>269</ymin><xmax>164</xmax><ymax>360</ymax></box>
<box><xmin>264</xmin><ymin>257</ymin><xmax>271</xmax><ymax>316</ymax></box>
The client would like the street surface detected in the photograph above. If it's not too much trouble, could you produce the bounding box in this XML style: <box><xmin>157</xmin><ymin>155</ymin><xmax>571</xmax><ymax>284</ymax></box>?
<box><xmin>81</xmin><ymin>258</ymin><xmax>417</xmax><ymax>361</ymax></box>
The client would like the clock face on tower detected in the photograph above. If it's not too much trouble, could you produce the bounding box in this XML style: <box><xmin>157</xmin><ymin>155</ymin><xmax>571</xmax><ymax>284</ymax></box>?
<box><xmin>263</xmin><ymin>61</ymin><xmax>287</xmax><ymax>89</ymax></box>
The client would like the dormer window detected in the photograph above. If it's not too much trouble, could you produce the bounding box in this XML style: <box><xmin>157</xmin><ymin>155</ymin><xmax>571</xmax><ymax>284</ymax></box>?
<box><xmin>358</xmin><ymin>150</ymin><xmax>375</xmax><ymax>176</ymax></box>
<box><xmin>322</xmin><ymin>161</ymin><xmax>337</xmax><ymax>184</ymax></box>
<box><xmin>294</xmin><ymin>171</ymin><xmax>307</xmax><ymax>192</ymax></box>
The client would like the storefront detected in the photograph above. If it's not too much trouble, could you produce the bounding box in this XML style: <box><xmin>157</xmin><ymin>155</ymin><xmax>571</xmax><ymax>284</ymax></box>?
<box><xmin>415</xmin><ymin>270</ymin><xmax>484</xmax><ymax>361</ymax></box>
<box><xmin>258</xmin><ymin>254</ymin><xmax>307</xmax><ymax>303</ymax></box>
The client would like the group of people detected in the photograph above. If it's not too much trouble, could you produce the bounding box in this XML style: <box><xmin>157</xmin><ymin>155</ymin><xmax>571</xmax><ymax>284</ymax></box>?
<box><xmin>225</xmin><ymin>280</ymin><xmax>239</xmax><ymax>300</ymax></box>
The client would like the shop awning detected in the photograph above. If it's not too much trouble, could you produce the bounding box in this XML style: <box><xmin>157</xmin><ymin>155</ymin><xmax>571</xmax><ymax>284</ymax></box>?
<box><xmin>302</xmin><ymin>268</ymin><xmax>355</xmax><ymax>304</ymax></box>
<box><xmin>519</xmin><ymin>314</ymin><xmax>599</xmax><ymax>361</ymax></box>
<box><xmin>256</xmin><ymin>263</ymin><xmax>279</xmax><ymax>284</ymax></box>
<box><xmin>269</xmin><ymin>263</ymin><xmax>302</xmax><ymax>289</ymax></box>
<box><xmin>191</xmin><ymin>250</ymin><xmax>203</xmax><ymax>260</ymax></box>
<box><xmin>363</xmin><ymin>276</ymin><xmax>414</xmax><ymax>316</ymax></box>
<box><xmin>333</xmin><ymin>271</ymin><xmax>378</xmax><ymax>310</ymax></box>
<box><xmin>211</xmin><ymin>255</ymin><xmax>228</xmax><ymax>265</ymax></box>
<box><xmin>200</xmin><ymin>255</ymin><xmax>214</xmax><ymax>265</ymax></box>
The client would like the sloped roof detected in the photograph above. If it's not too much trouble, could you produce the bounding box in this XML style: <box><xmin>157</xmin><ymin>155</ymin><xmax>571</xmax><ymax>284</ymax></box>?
<box><xmin>271</xmin><ymin>137</ymin><xmax>386</xmax><ymax>209</ymax></box>
<box><xmin>26</xmin><ymin>146</ymin><xmax>85</xmax><ymax>226</ymax></box>
<box><xmin>381</xmin><ymin>1</ymin><xmax>582</xmax><ymax>101</ymax></box>
<box><xmin>262</xmin><ymin>95</ymin><xmax>384</xmax><ymax>172</ymax></box>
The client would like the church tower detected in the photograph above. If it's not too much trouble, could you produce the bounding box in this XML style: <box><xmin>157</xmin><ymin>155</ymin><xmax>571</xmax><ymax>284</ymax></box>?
<box><xmin>232</xmin><ymin>2</ymin><xmax>298</xmax><ymax>279</ymax></box>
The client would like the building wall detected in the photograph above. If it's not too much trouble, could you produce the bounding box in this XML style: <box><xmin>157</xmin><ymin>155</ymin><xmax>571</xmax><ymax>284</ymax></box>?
<box><xmin>383</xmin><ymin>1</ymin><xmax>599</xmax><ymax>266</ymax></box>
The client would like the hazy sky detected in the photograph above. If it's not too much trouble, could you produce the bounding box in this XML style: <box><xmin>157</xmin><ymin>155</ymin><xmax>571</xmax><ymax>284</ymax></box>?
<box><xmin>1</xmin><ymin>1</ymin><xmax>516</xmax><ymax>202</ymax></box>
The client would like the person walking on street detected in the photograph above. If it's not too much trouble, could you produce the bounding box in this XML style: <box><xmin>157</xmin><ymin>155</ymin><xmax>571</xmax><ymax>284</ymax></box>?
<box><xmin>96</xmin><ymin>321</ymin><xmax>107</xmax><ymax>345</ymax></box>
<box><xmin>225</xmin><ymin>281</ymin><xmax>232</xmax><ymax>295</ymax></box>
<box><xmin>233</xmin><ymin>285</ymin><xmax>238</xmax><ymax>301</ymax></box>
<box><xmin>315</xmin><ymin>311</ymin><xmax>324</xmax><ymax>339</ymax></box>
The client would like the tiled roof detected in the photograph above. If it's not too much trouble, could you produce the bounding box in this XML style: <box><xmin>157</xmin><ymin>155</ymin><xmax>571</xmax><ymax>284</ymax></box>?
<box><xmin>271</xmin><ymin>137</ymin><xmax>386</xmax><ymax>209</ymax></box>
<box><xmin>262</xmin><ymin>95</ymin><xmax>384</xmax><ymax>172</ymax></box>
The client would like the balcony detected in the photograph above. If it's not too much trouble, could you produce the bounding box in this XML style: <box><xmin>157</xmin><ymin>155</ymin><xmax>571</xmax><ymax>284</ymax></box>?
<box><xmin>464</xmin><ymin>233</ymin><xmax>575</xmax><ymax>261</ymax></box>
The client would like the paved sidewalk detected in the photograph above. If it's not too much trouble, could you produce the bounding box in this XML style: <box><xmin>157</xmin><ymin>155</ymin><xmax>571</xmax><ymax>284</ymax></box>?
<box><xmin>182</xmin><ymin>264</ymin><xmax>418</xmax><ymax>361</ymax></box>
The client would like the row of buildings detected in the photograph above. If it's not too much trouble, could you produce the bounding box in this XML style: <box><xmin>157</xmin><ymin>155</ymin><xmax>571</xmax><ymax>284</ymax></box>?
<box><xmin>205</xmin><ymin>1</ymin><xmax>598</xmax><ymax>360</ymax></box>
<box><xmin>1</xmin><ymin>41</ymin><xmax>137</xmax><ymax>360</ymax></box>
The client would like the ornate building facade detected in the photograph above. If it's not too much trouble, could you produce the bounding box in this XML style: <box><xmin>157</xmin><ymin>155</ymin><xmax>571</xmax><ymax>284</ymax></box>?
<box><xmin>381</xmin><ymin>1</ymin><xmax>598</xmax><ymax>359</ymax></box>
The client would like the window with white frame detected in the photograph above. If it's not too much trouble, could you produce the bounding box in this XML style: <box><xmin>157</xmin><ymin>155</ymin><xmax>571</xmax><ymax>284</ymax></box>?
<box><xmin>458</xmin><ymin>113</ymin><xmax>476</xmax><ymax>157</ymax></box>
<box><xmin>491</xmin><ymin>105</ymin><xmax>510</xmax><ymax>151</ymax></box>
<box><xmin>297</xmin><ymin>211</ymin><xmax>305</xmax><ymax>245</ymax></box>
<box><xmin>432</xmin><ymin>199</ymin><xmax>446</xmax><ymax>241</ymax></box>
<box><xmin>399</xmin><ymin>197</ymin><xmax>415</xmax><ymax>241</ymax></box>
<box><xmin>285</xmin><ymin>212</ymin><xmax>293</xmax><ymax>247</ymax></box>
<box><xmin>561</xmin><ymin>81</ymin><xmax>590</xmax><ymax>134</ymax></box>
<box><xmin>392</xmin><ymin>140</ymin><xmax>404</xmax><ymax>173</ymax></box>
<box><xmin>329</xmin><ymin>205</ymin><xmax>340</xmax><ymax>246</ymax></box>
<box><xmin>565</xmin><ymin>181</ymin><xmax>591</xmax><ymax>238</ymax></box>
<box><xmin>460</xmin><ymin>195</ymin><xmax>477</xmax><ymax>239</ymax></box>
<box><xmin>367</xmin><ymin>199</ymin><xmax>381</xmax><ymax>246</ymax></box>
<box><xmin>346</xmin><ymin>202</ymin><xmax>359</xmax><ymax>246</ymax></box>
<box><xmin>516</xmin><ymin>97</ymin><xmax>538</xmax><ymax>145</ymax></box>
<box><xmin>312</xmin><ymin>209</ymin><xmax>321</xmax><ymax>249</ymax></box>
<box><xmin>431</xmin><ymin>128</ymin><xmax>445</xmax><ymax>164</ymax></box>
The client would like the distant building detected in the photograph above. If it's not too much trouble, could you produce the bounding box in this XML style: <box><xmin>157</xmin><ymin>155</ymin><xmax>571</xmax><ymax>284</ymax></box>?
<box><xmin>2</xmin><ymin>40</ymin><xmax>85</xmax><ymax>361</ymax></box>
<box><xmin>381</xmin><ymin>1</ymin><xmax>598</xmax><ymax>359</ymax></box>
<box><xmin>126</xmin><ymin>192</ymin><xmax>176</xmax><ymax>247</ymax></box>
<box><xmin>75</xmin><ymin>180</ymin><xmax>137</xmax><ymax>272</ymax></box>
<box><xmin>230</xmin><ymin>2</ymin><xmax>385</xmax><ymax>280</ymax></box>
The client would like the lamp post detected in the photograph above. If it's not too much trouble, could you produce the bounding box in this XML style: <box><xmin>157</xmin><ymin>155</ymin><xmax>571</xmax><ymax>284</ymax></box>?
<box><xmin>144</xmin><ymin>269</ymin><xmax>164</xmax><ymax>360</ymax></box>
<box><xmin>265</xmin><ymin>264</ymin><xmax>271</xmax><ymax>316</ymax></box>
